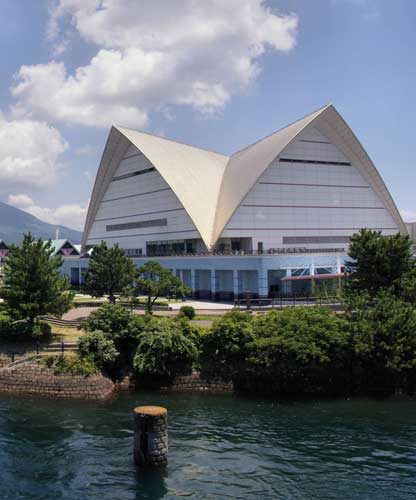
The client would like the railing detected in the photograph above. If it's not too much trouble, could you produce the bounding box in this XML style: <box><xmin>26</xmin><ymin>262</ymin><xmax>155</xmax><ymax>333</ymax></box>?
<box><xmin>2</xmin><ymin>341</ymin><xmax>78</xmax><ymax>367</ymax></box>
<box><xmin>40</xmin><ymin>316</ymin><xmax>82</xmax><ymax>327</ymax></box>
<box><xmin>234</xmin><ymin>295</ymin><xmax>342</xmax><ymax>310</ymax></box>
<box><xmin>144</xmin><ymin>247</ymin><xmax>346</xmax><ymax>258</ymax></box>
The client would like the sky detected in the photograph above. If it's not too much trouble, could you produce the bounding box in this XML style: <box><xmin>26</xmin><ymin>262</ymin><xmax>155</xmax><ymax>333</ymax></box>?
<box><xmin>0</xmin><ymin>0</ymin><xmax>415</xmax><ymax>231</ymax></box>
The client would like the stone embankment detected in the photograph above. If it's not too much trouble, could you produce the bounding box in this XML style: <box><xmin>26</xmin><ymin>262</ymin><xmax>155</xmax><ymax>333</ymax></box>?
<box><xmin>167</xmin><ymin>371</ymin><xmax>233</xmax><ymax>393</ymax></box>
<box><xmin>0</xmin><ymin>361</ymin><xmax>114</xmax><ymax>400</ymax></box>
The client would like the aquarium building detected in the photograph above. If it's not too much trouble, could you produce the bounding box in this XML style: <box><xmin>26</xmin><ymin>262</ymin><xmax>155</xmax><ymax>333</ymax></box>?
<box><xmin>75</xmin><ymin>104</ymin><xmax>406</xmax><ymax>298</ymax></box>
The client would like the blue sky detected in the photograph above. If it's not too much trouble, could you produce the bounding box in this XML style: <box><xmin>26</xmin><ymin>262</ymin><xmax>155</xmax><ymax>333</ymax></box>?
<box><xmin>0</xmin><ymin>0</ymin><xmax>415</xmax><ymax>230</ymax></box>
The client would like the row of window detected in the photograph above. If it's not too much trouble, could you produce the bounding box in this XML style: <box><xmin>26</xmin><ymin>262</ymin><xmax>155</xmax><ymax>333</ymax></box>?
<box><xmin>282</xmin><ymin>236</ymin><xmax>351</xmax><ymax>245</ymax></box>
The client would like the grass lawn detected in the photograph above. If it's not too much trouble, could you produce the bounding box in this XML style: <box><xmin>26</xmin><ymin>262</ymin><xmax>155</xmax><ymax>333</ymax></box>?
<box><xmin>73</xmin><ymin>297</ymin><xmax>106</xmax><ymax>305</ymax></box>
<box><xmin>49</xmin><ymin>324</ymin><xmax>85</xmax><ymax>343</ymax></box>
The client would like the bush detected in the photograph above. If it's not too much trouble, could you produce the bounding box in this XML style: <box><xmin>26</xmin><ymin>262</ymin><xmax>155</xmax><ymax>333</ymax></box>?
<box><xmin>78</xmin><ymin>331</ymin><xmax>119</xmax><ymax>370</ymax></box>
<box><xmin>42</xmin><ymin>354</ymin><xmax>99</xmax><ymax>376</ymax></box>
<box><xmin>0</xmin><ymin>317</ymin><xmax>51</xmax><ymax>341</ymax></box>
<box><xmin>346</xmin><ymin>291</ymin><xmax>416</xmax><ymax>393</ymax></box>
<box><xmin>179</xmin><ymin>305</ymin><xmax>195</xmax><ymax>320</ymax></box>
<box><xmin>0</xmin><ymin>315</ymin><xmax>12</xmax><ymax>337</ymax></box>
<box><xmin>32</xmin><ymin>320</ymin><xmax>52</xmax><ymax>340</ymax></box>
<box><xmin>81</xmin><ymin>304</ymin><xmax>130</xmax><ymax>335</ymax></box>
<box><xmin>126</xmin><ymin>313</ymin><xmax>153</xmax><ymax>341</ymax></box>
<box><xmin>200</xmin><ymin>310</ymin><xmax>254</xmax><ymax>379</ymax></box>
<box><xmin>133</xmin><ymin>318</ymin><xmax>198</xmax><ymax>382</ymax></box>
<box><xmin>245</xmin><ymin>307</ymin><xmax>350</xmax><ymax>395</ymax></box>
<box><xmin>174</xmin><ymin>317</ymin><xmax>207</xmax><ymax>351</ymax></box>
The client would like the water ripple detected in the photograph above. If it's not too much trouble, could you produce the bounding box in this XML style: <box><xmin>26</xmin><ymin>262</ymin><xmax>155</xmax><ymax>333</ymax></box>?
<box><xmin>0</xmin><ymin>393</ymin><xmax>415</xmax><ymax>499</ymax></box>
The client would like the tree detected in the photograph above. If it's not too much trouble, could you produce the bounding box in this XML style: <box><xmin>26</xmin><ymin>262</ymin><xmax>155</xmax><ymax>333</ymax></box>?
<box><xmin>84</xmin><ymin>241</ymin><xmax>136</xmax><ymax>304</ymax></box>
<box><xmin>81</xmin><ymin>303</ymin><xmax>131</xmax><ymax>335</ymax></box>
<box><xmin>345</xmin><ymin>229</ymin><xmax>415</xmax><ymax>298</ymax></box>
<box><xmin>346</xmin><ymin>290</ymin><xmax>416</xmax><ymax>393</ymax></box>
<box><xmin>247</xmin><ymin>307</ymin><xmax>350</xmax><ymax>394</ymax></box>
<box><xmin>134</xmin><ymin>261</ymin><xmax>190</xmax><ymax>314</ymax></box>
<box><xmin>200</xmin><ymin>310</ymin><xmax>254</xmax><ymax>380</ymax></box>
<box><xmin>0</xmin><ymin>233</ymin><xmax>73</xmax><ymax>326</ymax></box>
<box><xmin>78</xmin><ymin>331</ymin><xmax>119</xmax><ymax>370</ymax></box>
<box><xmin>133</xmin><ymin>318</ymin><xmax>197</xmax><ymax>381</ymax></box>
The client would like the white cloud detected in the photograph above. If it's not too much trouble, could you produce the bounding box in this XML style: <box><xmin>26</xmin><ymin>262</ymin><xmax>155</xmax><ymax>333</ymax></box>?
<box><xmin>11</xmin><ymin>0</ymin><xmax>298</xmax><ymax>128</ymax></box>
<box><xmin>7</xmin><ymin>193</ymin><xmax>88</xmax><ymax>231</ymax></box>
<box><xmin>75</xmin><ymin>145</ymin><xmax>94</xmax><ymax>156</ymax></box>
<box><xmin>0</xmin><ymin>116</ymin><xmax>68</xmax><ymax>190</ymax></box>
<box><xmin>400</xmin><ymin>210</ymin><xmax>416</xmax><ymax>223</ymax></box>
<box><xmin>7</xmin><ymin>193</ymin><xmax>34</xmax><ymax>208</ymax></box>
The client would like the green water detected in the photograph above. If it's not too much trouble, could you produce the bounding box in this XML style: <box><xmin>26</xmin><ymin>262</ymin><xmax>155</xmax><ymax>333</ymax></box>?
<box><xmin>0</xmin><ymin>392</ymin><xmax>415</xmax><ymax>499</ymax></box>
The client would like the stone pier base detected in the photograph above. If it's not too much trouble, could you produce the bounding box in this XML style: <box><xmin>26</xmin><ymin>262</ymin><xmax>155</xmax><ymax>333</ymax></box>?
<box><xmin>134</xmin><ymin>406</ymin><xmax>168</xmax><ymax>467</ymax></box>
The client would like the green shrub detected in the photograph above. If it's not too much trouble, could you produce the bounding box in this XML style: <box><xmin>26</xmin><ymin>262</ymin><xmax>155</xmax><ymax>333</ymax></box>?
<box><xmin>81</xmin><ymin>304</ymin><xmax>130</xmax><ymax>335</ymax></box>
<box><xmin>346</xmin><ymin>291</ymin><xmax>416</xmax><ymax>393</ymax></box>
<box><xmin>179</xmin><ymin>305</ymin><xmax>195</xmax><ymax>320</ymax></box>
<box><xmin>200</xmin><ymin>310</ymin><xmax>254</xmax><ymax>379</ymax></box>
<box><xmin>126</xmin><ymin>313</ymin><xmax>152</xmax><ymax>341</ymax></box>
<box><xmin>245</xmin><ymin>307</ymin><xmax>349</xmax><ymax>394</ymax></box>
<box><xmin>133</xmin><ymin>318</ymin><xmax>198</xmax><ymax>381</ymax></box>
<box><xmin>0</xmin><ymin>317</ymin><xmax>51</xmax><ymax>341</ymax></box>
<box><xmin>0</xmin><ymin>315</ymin><xmax>12</xmax><ymax>337</ymax></box>
<box><xmin>31</xmin><ymin>320</ymin><xmax>52</xmax><ymax>340</ymax></box>
<box><xmin>42</xmin><ymin>354</ymin><xmax>99</xmax><ymax>376</ymax></box>
<box><xmin>78</xmin><ymin>331</ymin><xmax>119</xmax><ymax>369</ymax></box>
<box><xmin>174</xmin><ymin>317</ymin><xmax>207</xmax><ymax>352</ymax></box>
<box><xmin>111</xmin><ymin>314</ymin><xmax>154</xmax><ymax>365</ymax></box>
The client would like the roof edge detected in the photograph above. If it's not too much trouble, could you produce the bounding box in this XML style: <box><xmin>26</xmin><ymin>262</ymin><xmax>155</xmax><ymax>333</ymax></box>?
<box><xmin>210</xmin><ymin>105</ymin><xmax>331</xmax><ymax>247</ymax></box>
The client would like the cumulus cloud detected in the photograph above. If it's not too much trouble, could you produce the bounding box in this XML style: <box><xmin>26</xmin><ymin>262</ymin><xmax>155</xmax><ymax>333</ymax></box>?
<box><xmin>7</xmin><ymin>193</ymin><xmax>88</xmax><ymax>231</ymax></box>
<box><xmin>11</xmin><ymin>0</ymin><xmax>298</xmax><ymax>128</ymax></box>
<box><xmin>0</xmin><ymin>116</ymin><xmax>68</xmax><ymax>190</ymax></box>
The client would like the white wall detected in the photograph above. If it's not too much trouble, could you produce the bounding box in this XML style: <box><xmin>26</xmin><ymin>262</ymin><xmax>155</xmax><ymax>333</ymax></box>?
<box><xmin>221</xmin><ymin>126</ymin><xmax>399</xmax><ymax>250</ymax></box>
<box><xmin>86</xmin><ymin>144</ymin><xmax>200</xmax><ymax>252</ymax></box>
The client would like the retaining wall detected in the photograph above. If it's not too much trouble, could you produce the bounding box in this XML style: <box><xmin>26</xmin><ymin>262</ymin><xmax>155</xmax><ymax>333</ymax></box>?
<box><xmin>167</xmin><ymin>371</ymin><xmax>233</xmax><ymax>393</ymax></box>
<box><xmin>0</xmin><ymin>362</ymin><xmax>114</xmax><ymax>400</ymax></box>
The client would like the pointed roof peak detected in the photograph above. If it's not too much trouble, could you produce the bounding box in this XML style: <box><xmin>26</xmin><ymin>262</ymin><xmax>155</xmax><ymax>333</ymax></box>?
<box><xmin>115</xmin><ymin>125</ymin><xmax>229</xmax><ymax>160</ymax></box>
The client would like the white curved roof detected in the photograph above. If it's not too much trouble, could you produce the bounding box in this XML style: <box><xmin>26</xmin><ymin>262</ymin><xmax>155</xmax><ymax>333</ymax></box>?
<box><xmin>115</xmin><ymin>127</ymin><xmax>228</xmax><ymax>249</ymax></box>
<box><xmin>82</xmin><ymin>105</ymin><xmax>406</xmax><ymax>248</ymax></box>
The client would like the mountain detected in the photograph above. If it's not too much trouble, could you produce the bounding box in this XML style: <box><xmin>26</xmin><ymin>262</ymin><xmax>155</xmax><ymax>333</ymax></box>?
<box><xmin>0</xmin><ymin>201</ymin><xmax>83</xmax><ymax>244</ymax></box>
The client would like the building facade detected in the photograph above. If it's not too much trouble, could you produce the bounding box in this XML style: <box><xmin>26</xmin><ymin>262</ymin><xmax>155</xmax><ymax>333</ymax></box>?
<box><xmin>68</xmin><ymin>104</ymin><xmax>406</xmax><ymax>298</ymax></box>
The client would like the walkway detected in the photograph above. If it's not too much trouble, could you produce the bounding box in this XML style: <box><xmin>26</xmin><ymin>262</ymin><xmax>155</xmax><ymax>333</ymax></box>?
<box><xmin>63</xmin><ymin>300</ymin><xmax>233</xmax><ymax>321</ymax></box>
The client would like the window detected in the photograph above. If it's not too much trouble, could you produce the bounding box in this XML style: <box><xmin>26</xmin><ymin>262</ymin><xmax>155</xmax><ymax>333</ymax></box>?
<box><xmin>112</xmin><ymin>167</ymin><xmax>156</xmax><ymax>182</ymax></box>
<box><xmin>106</xmin><ymin>218</ymin><xmax>167</xmax><ymax>232</ymax></box>
<box><xmin>257</xmin><ymin>242</ymin><xmax>264</xmax><ymax>253</ymax></box>
<box><xmin>279</xmin><ymin>158</ymin><xmax>351</xmax><ymax>166</ymax></box>
<box><xmin>125</xmin><ymin>248</ymin><xmax>142</xmax><ymax>257</ymax></box>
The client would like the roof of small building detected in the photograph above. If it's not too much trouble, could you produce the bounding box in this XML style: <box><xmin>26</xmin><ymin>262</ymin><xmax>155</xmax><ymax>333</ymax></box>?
<box><xmin>50</xmin><ymin>239</ymin><xmax>80</xmax><ymax>257</ymax></box>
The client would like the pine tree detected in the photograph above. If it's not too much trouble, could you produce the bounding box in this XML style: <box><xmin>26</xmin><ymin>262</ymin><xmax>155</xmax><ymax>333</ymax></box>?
<box><xmin>1</xmin><ymin>233</ymin><xmax>74</xmax><ymax>324</ymax></box>
<box><xmin>135</xmin><ymin>260</ymin><xmax>190</xmax><ymax>314</ymax></box>
<box><xmin>84</xmin><ymin>241</ymin><xmax>136</xmax><ymax>304</ymax></box>
<box><xmin>345</xmin><ymin>229</ymin><xmax>415</xmax><ymax>298</ymax></box>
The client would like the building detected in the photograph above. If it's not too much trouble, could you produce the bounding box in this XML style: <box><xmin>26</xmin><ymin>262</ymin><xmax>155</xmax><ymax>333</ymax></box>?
<box><xmin>75</xmin><ymin>104</ymin><xmax>406</xmax><ymax>298</ymax></box>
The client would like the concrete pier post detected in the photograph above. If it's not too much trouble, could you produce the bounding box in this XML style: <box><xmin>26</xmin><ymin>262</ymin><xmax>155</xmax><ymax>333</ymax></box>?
<box><xmin>134</xmin><ymin>406</ymin><xmax>168</xmax><ymax>467</ymax></box>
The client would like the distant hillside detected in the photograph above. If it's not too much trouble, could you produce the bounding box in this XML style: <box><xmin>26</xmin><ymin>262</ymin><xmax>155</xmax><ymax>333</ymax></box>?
<box><xmin>0</xmin><ymin>201</ymin><xmax>83</xmax><ymax>244</ymax></box>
